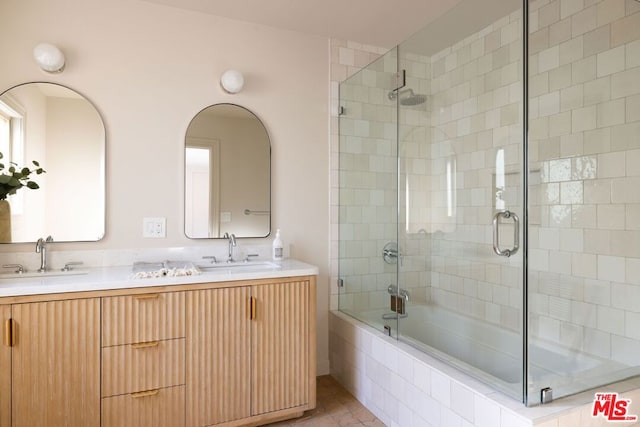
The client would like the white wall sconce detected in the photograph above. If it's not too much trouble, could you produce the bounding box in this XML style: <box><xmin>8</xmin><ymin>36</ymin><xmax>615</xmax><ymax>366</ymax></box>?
<box><xmin>33</xmin><ymin>43</ymin><xmax>66</xmax><ymax>73</ymax></box>
<box><xmin>220</xmin><ymin>69</ymin><xmax>244</xmax><ymax>94</ymax></box>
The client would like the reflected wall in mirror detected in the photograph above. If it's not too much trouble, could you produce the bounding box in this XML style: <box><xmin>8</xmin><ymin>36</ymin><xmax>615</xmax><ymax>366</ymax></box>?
<box><xmin>185</xmin><ymin>103</ymin><xmax>270</xmax><ymax>239</ymax></box>
<box><xmin>0</xmin><ymin>82</ymin><xmax>106</xmax><ymax>243</ymax></box>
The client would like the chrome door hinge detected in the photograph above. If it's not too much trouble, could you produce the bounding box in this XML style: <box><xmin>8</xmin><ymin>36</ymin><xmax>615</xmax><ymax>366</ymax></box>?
<box><xmin>337</xmin><ymin>278</ymin><xmax>344</xmax><ymax>288</ymax></box>
<box><xmin>390</xmin><ymin>69</ymin><xmax>406</xmax><ymax>92</ymax></box>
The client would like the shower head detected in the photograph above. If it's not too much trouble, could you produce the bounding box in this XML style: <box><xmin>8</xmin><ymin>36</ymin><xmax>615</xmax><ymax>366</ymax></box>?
<box><xmin>388</xmin><ymin>88</ymin><xmax>427</xmax><ymax>106</ymax></box>
<box><xmin>400</xmin><ymin>93</ymin><xmax>427</xmax><ymax>106</ymax></box>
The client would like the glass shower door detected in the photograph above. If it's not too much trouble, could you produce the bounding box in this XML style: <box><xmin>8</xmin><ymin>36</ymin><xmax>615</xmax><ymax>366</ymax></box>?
<box><xmin>526</xmin><ymin>0</ymin><xmax>640</xmax><ymax>405</ymax></box>
<box><xmin>338</xmin><ymin>48</ymin><xmax>401</xmax><ymax>335</ymax></box>
<box><xmin>395</xmin><ymin>0</ymin><xmax>525</xmax><ymax>400</ymax></box>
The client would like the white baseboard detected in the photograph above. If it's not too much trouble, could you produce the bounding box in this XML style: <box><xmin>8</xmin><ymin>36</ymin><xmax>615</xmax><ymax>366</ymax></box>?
<box><xmin>316</xmin><ymin>358</ymin><xmax>330</xmax><ymax>376</ymax></box>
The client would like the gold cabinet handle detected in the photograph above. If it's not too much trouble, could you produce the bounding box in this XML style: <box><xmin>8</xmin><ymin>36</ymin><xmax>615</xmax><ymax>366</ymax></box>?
<box><xmin>133</xmin><ymin>293</ymin><xmax>160</xmax><ymax>300</ymax></box>
<box><xmin>131</xmin><ymin>340</ymin><xmax>159</xmax><ymax>349</ymax></box>
<box><xmin>131</xmin><ymin>389</ymin><xmax>160</xmax><ymax>398</ymax></box>
<box><xmin>4</xmin><ymin>319</ymin><xmax>14</xmax><ymax>347</ymax></box>
<box><xmin>249</xmin><ymin>296</ymin><xmax>257</xmax><ymax>320</ymax></box>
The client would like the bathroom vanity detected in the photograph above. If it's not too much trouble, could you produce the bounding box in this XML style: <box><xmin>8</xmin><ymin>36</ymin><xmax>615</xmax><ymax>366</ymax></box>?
<box><xmin>0</xmin><ymin>259</ymin><xmax>317</xmax><ymax>427</ymax></box>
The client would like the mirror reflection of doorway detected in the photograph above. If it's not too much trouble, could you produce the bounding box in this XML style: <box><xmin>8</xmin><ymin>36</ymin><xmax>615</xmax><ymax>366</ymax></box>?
<box><xmin>185</xmin><ymin>138</ymin><xmax>219</xmax><ymax>238</ymax></box>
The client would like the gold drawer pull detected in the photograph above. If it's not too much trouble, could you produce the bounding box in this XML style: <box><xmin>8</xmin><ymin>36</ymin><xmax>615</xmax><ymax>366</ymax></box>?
<box><xmin>133</xmin><ymin>293</ymin><xmax>160</xmax><ymax>300</ymax></box>
<box><xmin>131</xmin><ymin>340</ymin><xmax>160</xmax><ymax>349</ymax></box>
<box><xmin>248</xmin><ymin>296</ymin><xmax>257</xmax><ymax>320</ymax></box>
<box><xmin>4</xmin><ymin>319</ymin><xmax>14</xmax><ymax>347</ymax></box>
<box><xmin>131</xmin><ymin>389</ymin><xmax>160</xmax><ymax>398</ymax></box>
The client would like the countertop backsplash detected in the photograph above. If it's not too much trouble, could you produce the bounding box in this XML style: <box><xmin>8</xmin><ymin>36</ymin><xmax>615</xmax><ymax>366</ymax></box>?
<box><xmin>0</xmin><ymin>243</ymin><xmax>290</xmax><ymax>273</ymax></box>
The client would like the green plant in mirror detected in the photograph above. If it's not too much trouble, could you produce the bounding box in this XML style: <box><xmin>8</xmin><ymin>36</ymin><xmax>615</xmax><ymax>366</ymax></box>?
<box><xmin>0</xmin><ymin>152</ymin><xmax>45</xmax><ymax>200</ymax></box>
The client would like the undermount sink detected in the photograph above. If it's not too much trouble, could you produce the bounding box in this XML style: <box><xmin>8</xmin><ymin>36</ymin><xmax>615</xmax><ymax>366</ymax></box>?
<box><xmin>0</xmin><ymin>269</ymin><xmax>88</xmax><ymax>279</ymax></box>
<box><xmin>197</xmin><ymin>260</ymin><xmax>281</xmax><ymax>272</ymax></box>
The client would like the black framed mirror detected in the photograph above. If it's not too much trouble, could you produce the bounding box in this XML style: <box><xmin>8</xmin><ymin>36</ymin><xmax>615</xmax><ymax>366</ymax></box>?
<box><xmin>184</xmin><ymin>103</ymin><xmax>270</xmax><ymax>239</ymax></box>
<box><xmin>0</xmin><ymin>82</ymin><xmax>106</xmax><ymax>243</ymax></box>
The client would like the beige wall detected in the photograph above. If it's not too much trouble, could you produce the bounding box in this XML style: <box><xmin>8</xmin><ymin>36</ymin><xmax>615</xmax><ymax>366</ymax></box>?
<box><xmin>0</xmin><ymin>0</ymin><xmax>330</xmax><ymax>372</ymax></box>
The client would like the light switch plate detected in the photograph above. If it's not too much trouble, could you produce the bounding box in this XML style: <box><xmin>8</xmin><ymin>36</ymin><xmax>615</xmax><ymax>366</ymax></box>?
<box><xmin>220</xmin><ymin>212</ymin><xmax>232</xmax><ymax>223</ymax></box>
<box><xmin>143</xmin><ymin>217</ymin><xmax>166</xmax><ymax>238</ymax></box>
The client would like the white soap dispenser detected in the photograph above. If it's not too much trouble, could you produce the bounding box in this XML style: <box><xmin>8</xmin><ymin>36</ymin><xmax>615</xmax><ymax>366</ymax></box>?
<box><xmin>272</xmin><ymin>229</ymin><xmax>284</xmax><ymax>261</ymax></box>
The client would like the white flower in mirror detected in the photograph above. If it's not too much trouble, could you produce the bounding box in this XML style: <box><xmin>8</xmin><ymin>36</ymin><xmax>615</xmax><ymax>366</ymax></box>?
<box><xmin>220</xmin><ymin>69</ymin><xmax>244</xmax><ymax>94</ymax></box>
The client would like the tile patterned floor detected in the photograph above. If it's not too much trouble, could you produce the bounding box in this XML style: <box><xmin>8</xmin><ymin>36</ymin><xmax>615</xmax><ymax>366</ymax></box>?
<box><xmin>266</xmin><ymin>375</ymin><xmax>385</xmax><ymax>427</ymax></box>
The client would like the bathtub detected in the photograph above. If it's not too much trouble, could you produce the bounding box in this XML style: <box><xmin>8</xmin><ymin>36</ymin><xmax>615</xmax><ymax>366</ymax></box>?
<box><xmin>343</xmin><ymin>302</ymin><xmax>633</xmax><ymax>402</ymax></box>
<box><xmin>330</xmin><ymin>308</ymin><xmax>640</xmax><ymax>426</ymax></box>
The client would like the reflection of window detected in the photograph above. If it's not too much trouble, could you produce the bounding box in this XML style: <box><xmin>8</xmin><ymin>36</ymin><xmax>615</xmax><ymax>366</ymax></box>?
<box><xmin>0</xmin><ymin>98</ymin><xmax>25</xmax><ymax>214</ymax></box>
<box><xmin>495</xmin><ymin>149</ymin><xmax>505</xmax><ymax>211</ymax></box>
<box><xmin>185</xmin><ymin>138</ymin><xmax>220</xmax><ymax>238</ymax></box>
<box><xmin>446</xmin><ymin>157</ymin><xmax>456</xmax><ymax>218</ymax></box>
<box><xmin>185</xmin><ymin>147</ymin><xmax>211</xmax><ymax>237</ymax></box>
<box><xmin>0</xmin><ymin>98</ymin><xmax>24</xmax><ymax>161</ymax></box>
<box><xmin>0</xmin><ymin>113</ymin><xmax>9</xmax><ymax>155</ymax></box>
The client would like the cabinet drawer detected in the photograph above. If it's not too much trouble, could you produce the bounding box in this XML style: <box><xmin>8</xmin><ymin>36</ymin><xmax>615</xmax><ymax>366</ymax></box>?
<box><xmin>102</xmin><ymin>338</ymin><xmax>185</xmax><ymax>397</ymax></box>
<box><xmin>102</xmin><ymin>292</ymin><xmax>185</xmax><ymax>346</ymax></box>
<box><xmin>102</xmin><ymin>385</ymin><xmax>185</xmax><ymax>427</ymax></box>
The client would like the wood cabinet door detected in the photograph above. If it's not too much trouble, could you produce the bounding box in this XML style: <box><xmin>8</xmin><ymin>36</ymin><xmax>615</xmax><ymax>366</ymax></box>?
<box><xmin>0</xmin><ymin>305</ymin><xmax>10</xmax><ymax>427</ymax></box>
<box><xmin>11</xmin><ymin>298</ymin><xmax>101</xmax><ymax>427</ymax></box>
<box><xmin>251</xmin><ymin>279</ymin><xmax>313</xmax><ymax>415</ymax></box>
<box><xmin>186</xmin><ymin>287</ymin><xmax>251</xmax><ymax>426</ymax></box>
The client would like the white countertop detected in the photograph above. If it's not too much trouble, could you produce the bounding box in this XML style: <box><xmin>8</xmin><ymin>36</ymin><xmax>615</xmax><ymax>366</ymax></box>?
<box><xmin>0</xmin><ymin>258</ymin><xmax>318</xmax><ymax>298</ymax></box>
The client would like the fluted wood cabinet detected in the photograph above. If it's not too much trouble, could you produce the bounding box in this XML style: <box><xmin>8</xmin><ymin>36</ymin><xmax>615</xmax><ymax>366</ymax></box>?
<box><xmin>186</xmin><ymin>287</ymin><xmax>251</xmax><ymax>426</ymax></box>
<box><xmin>186</xmin><ymin>277</ymin><xmax>316</xmax><ymax>426</ymax></box>
<box><xmin>8</xmin><ymin>298</ymin><xmax>101</xmax><ymax>427</ymax></box>
<box><xmin>251</xmin><ymin>280</ymin><xmax>314</xmax><ymax>416</ymax></box>
<box><xmin>0</xmin><ymin>305</ymin><xmax>11</xmax><ymax>427</ymax></box>
<box><xmin>0</xmin><ymin>274</ymin><xmax>316</xmax><ymax>427</ymax></box>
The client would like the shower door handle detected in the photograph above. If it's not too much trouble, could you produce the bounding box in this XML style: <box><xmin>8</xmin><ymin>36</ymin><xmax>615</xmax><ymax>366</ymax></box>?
<box><xmin>492</xmin><ymin>210</ymin><xmax>519</xmax><ymax>257</ymax></box>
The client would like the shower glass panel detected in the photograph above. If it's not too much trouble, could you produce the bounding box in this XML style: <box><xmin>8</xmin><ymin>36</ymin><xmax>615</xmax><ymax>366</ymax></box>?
<box><xmin>396</xmin><ymin>0</ymin><xmax>524</xmax><ymax>400</ymax></box>
<box><xmin>338</xmin><ymin>0</ymin><xmax>640</xmax><ymax>407</ymax></box>
<box><xmin>338</xmin><ymin>48</ymin><xmax>400</xmax><ymax>335</ymax></box>
<box><xmin>526</xmin><ymin>0</ymin><xmax>640</xmax><ymax>405</ymax></box>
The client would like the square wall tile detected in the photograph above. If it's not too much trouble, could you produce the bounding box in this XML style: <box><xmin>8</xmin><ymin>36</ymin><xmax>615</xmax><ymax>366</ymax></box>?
<box><xmin>597</xmin><ymin>45</ymin><xmax>625</xmax><ymax>77</ymax></box>
<box><xmin>598</xmin><ymin>254</ymin><xmax>626</xmax><ymax>282</ymax></box>
<box><xmin>596</xmin><ymin>98</ymin><xmax>625</xmax><ymax>127</ymax></box>
<box><xmin>597</xmin><ymin>204</ymin><xmax>626</xmax><ymax>230</ymax></box>
<box><xmin>571</xmin><ymin>105</ymin><xmax>597</xmax><ymax>132</ymax></box>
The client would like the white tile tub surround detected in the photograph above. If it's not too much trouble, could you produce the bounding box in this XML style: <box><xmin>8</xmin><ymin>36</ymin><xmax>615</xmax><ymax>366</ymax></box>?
<box><xmin>528</xmin><ymin>0</ymin><xmax>640</xmax><ymax>363</ymax></box>
<box><xmin>329</xmin><ymin>39</ymin><xmax>386</xmax><ymax>312</ymax></box>
<box><xmin>333</xmin><ymin>0</ymin><xmax>640</xmax><ymax>389</ymax></box>
<box><xmin>330</xmin><ymin>311</ymin><xmax>640</xmax><ymax>427</ymax></box>
<box><xmin>330</xmin><ymin>0</ymin><xmax>640</xmax><ymax>420</ymax></box>
<box><xmin>422</xmin><ymin>7</ymin><xmax>525</xmax><ymax>334</ymax></box>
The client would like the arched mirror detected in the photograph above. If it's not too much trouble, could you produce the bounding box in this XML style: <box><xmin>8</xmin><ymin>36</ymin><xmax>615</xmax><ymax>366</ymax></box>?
<box><xmin>184</xmin><ymin>103</ymin><xmax>270</xmax><ymax>238</ymax></box>
<box><xmin>0</xmin><ymin>82</ymin><xmax>105</xmax><ymax>243</ymax></box>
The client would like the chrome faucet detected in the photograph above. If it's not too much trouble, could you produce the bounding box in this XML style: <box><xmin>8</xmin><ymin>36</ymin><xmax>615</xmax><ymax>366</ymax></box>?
<box><xmin>223</xmin><ymin>232</ymin><xmax>236</xmax><ymax>262</ymax></box>
<box><xmin>35</xmin><ymin>235</ymin><xmax>53</xmax><ymax>273</ymax></box>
